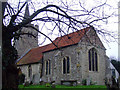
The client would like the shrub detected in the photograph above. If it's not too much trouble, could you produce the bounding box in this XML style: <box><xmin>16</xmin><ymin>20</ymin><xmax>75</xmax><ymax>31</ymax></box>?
<box><xmin>45</xmin><ymin>83</ymin><xmax>51</xmax><ymax>87</ymax></box>
<box><xmin>24</xmin><ymin>81</ymin><xmax>30</xmax><ymax>87</ymax></box>
<box><xmin>82</xmin><ymin>79</ymin><xmax>87</xmax><ymax>85</ymax></box>
<box><xmin>18</xmin><ymin>73</ymin><xmax>25</xmax><ymax>84</ymax></box>
<box><xmin>40</xmin><ymin>81</ymin><xmax>46</xmax><ymax>85</ymax></box>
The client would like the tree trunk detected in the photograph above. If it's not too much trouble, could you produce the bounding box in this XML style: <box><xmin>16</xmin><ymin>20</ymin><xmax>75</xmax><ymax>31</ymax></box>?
<box><xmin>2</xmin><ymin>26</ymin><xmax>19</xmax><ymax>89</ymax></box>
<box><xmin>2</xmin><ymin>64</ymin><xmax>19</xmax><ymax>89</ymax></box>
<box><xmin>2</xmin><ymin>45</ymin><xmax>19</xmax><ymax>89</ymax></box>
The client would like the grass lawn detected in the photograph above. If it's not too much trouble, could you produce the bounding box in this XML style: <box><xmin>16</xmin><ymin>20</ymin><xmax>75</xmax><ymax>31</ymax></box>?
<box><xmin>19</xmin><ymin>84</ymin><xmax>107</xmax><ymax>89</ymax></box>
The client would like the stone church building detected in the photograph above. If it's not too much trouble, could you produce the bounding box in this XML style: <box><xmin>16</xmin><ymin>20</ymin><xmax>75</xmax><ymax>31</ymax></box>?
<box><xmin>17</xmin><ymin>26</ymin><xmax>108</xmax><ymax>85</ymax></box>
<box><xmin>16</xmin><ymin>4</ymin><xmax>109</xmax><ymax>85</ymax></box>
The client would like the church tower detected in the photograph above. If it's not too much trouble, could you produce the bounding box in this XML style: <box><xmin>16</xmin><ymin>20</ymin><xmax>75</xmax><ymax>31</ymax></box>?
<box><xmin>15</xmin><ymin>3</ymin><xmax>38</xmax><ymax>58</ymax></box>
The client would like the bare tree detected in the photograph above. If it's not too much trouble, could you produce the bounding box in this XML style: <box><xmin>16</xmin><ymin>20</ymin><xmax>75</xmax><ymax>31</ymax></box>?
<box><xmin>2</xmin><ymin>0</ymin><xmax>117</xmax><ymax>89</ymax></box>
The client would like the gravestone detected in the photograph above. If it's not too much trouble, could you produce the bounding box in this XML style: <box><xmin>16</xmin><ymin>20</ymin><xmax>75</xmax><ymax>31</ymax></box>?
<box><xmin>87</xmin><ymin>77</ymin><xmax>90</xmax><ymax>85</ymax></box>
<box><xmin>51</xmin><ymin>83</ymin><xmax>56</xmax><ymax>88</ymax></box>
<box><xmin>32</xmin><ymin>73</ymin><xmax>40</xmax><ymax>84</ymax></box>
<box><xmin>62</xmin><ymin>82</ymin><xmax>71</xmax><ymax>86</ymax></box>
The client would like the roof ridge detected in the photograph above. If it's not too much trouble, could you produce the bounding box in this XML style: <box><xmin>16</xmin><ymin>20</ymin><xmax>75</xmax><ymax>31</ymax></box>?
<box><xmin>54</xmin><ymin>27</ymin><xmax>89</xmax><ymax>39</ymax></box>
<box><xmin>33</xmin><ymin>27</ymin><xmax>90</xmax><ymax>51</ymax></box>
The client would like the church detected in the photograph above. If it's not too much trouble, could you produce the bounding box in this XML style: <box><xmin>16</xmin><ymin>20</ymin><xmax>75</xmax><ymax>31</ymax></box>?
<box><xmin>16</xmin><ymin>4</ymin><xmax>109</xmax><ymax>85</ymax></box>
<box><xmin>16</xmin><ymin>26</ymin><xmax>109</xmax><ymax>85</ymax></box>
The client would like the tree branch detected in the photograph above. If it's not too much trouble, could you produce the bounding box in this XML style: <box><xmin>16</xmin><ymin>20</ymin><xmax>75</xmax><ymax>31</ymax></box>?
<box><xmin>89</xmin><ymin>15</ymin><xmax>111</xmax><ymax>24</ymax></box>
<box><xmin>13</xmin><ymin>32</ymin><xmax>36</xmax><ymax>39</ymax></box>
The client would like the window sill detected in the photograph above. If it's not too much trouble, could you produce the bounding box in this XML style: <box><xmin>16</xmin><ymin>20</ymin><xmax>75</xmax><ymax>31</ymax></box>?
<box><xmin>89</xmin><ymin>71</ymin><xmax>99</xmax><ymax>73</ymax></box>
<box><xmin>62</xmin><ymin>73</ymin><xmax>71</xmax><ymax>75</ymax></box>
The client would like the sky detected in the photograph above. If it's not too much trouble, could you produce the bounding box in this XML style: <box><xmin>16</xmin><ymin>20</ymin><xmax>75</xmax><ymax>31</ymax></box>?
<box><xmin>103</xmin><ymin>0</ymin><xmax>119</xmax><ymax>59</ymax></box>
<box><xmin>7</xmin><ymin>0</ymin><xmax>119</xmax><ymax>60</ymax></box>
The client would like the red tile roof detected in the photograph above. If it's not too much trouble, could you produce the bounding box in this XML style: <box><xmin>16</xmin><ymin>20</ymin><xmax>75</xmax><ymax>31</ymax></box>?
<box><xmin>17</xmin><ymin>27</ymin><xmax>90</xmax><ymax>65</ymax></box>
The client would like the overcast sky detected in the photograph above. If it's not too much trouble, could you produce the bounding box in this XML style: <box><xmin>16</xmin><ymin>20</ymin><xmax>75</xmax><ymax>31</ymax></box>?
<box><xmin>103</xmin><ymin>0</ymin><xmax>119</xmax><ymax>59</ymax></box>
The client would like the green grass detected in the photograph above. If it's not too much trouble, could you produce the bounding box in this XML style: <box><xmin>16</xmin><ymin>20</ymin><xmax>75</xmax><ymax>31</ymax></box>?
<box><xmin>19</xmin><ymin>84</ymin><xmax>107</xmax><ymax>89</ymax></box>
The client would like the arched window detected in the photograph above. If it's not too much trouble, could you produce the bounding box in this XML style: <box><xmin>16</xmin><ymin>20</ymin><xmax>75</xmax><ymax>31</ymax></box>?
<box><xmin>46</xmin><ymin>61</ymin><xmax>48</xmax><ymax>75</ymax></box>
<box><xmin>28</xmin><ymin>65</ymin><xmax>32</xmax><ymax>77</ymax></box>
<box><xmin>88</xmin><ymin>48</ymin><xmax>98</xmax><ymax>71</ymax></box>
<box><xmin>63</xmin><ymin>56</ymin><xmax>70</xmax><ymax>74</ymax></box>
<box><xmin>63</xmin><ymin>58</ymin><xmax>66</xmax><ymax>74</ymax></box>
<box><xmin>46</xmin><ymin>60</ymin><xmax>51</xmax><ymax>75</ymax></box>
<box><xmin>67</xmin><ymin>57</ymin><xmax>70</xmax><ymax>73</ymax></box>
